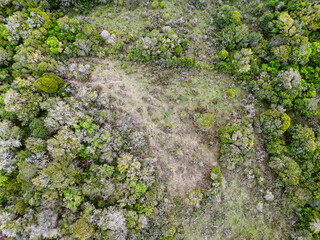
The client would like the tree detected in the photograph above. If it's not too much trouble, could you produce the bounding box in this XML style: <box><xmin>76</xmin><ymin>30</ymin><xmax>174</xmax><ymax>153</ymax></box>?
<box><xmin>272</xmin><ymin>45</ymin><xmax>290</xmax><ymax>63</ymax></box>
<box><xmin>254</xmin><ymin>109</ymin><xmax>291</xmax><ymax>139</ymax></box>
<box><xmin>289</xmin><ymin>124</ymin><xmax>317</xmax><ymax>158</ymax></box>
<box><xmin>3</xmin><ymin>77</ymin><xmax>43</xmax><ymax>125</ymax></box>
<box><xmin>232</xmin><ymin>48</ymin><xmax>254</xmax><ymax>73</ymax></box>
<box><xmin>276</xmin><ymin>12</ymin><xmax>296</xmax><ymax>37</ymax></box>
<box><xmin>218</xmin><ymin>120</ymin><xmax>254</xmax><ymax>170</ymax></box>
<box><xmin>220</xmin><ymin>24</ymin><xmax>249</xmax><ymax>50</ymax></box>
<box><xmin>0</xmin><ymin>120</ymin><xmax>21</xmax><ymax>173</ymax></box>
<box><xmin>72</xmin><ymin>218</ymin><xmax>94</xmax><ymax>240</ymax></box>
<box><xmin>36</xmin><ymin>73</ymin><xmax>64</xmax><ymax>93</ymax></box>
<box><xmin>269</xmin><ymin>156</ymin><xmax>302</xmax><ymax>186</ymax></box>
<box><xmin>98</xmin><ymin>208</ymin><xmax>128</xmax><ymax>239</ymax></box>
<box><xmin>294</xmin><ymin>98</ymin><xmax>319</xmax><ymax>118</ymax></box>
<box><xmin>215</xmin><ymin>5</ymin><xmax>242</xmax><ymax>29</ymax></box>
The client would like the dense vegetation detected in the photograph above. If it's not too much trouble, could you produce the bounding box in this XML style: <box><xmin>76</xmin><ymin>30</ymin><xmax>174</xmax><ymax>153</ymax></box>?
<box><xmin>0</xmin><ymin>0</ymin><xmax>320</xmax><ymax>239</ymax></box>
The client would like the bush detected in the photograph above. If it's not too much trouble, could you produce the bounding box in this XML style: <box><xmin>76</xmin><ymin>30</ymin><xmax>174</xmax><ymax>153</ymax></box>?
<box><xmin>227</xmin><ymin>88</ymin><xmax>236</xmax><ymax>98</ymax></box>
<box><xmin>218</xmin><ymin>49</ymin><xmax>229</xmax><ymax>60</ymax></box>
<box><xmin>152</xmin><ymin>0</ymin><xmax>159</xmax><ymax>8</ymax></box>
<box><xmin>185</xmin><ymin>189</ymin><xmax>203</xmax><ymax>207</ymax></box>
<box><xmin>36</xmin><ymin>73</ymin><xmax>63</xmax><ymax>93</ymax></box>
<box><xmin>198</xmin><ymin>113</ymin><xmax>214</xmax><ymax>130</ymax></box>
<box><xmin>218</xmin><ymin>120</ymin><xmax>254</xmax><ymax>170</ymax></box>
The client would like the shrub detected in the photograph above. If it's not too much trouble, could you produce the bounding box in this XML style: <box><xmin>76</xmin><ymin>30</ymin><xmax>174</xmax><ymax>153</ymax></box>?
<box><xmin>198</xmin><ymin>113</ymin><xmax>214</xmax><ymax>130</ymax></box>
<box><xmin>152</xmin><ymin>0</ymin><xmax>159</xmax><ymax>8</ymax></box>
<box><xmin>36</xmin><ymin>73</ymin><xmax>63</xmax><ymax>93</ymax></box>
<box><xmin>185</xmin><ymin>189</ymin><xmax>203</xmax><ymax>207</ymax></box>
<box><xmin>218</xmin><ymin>120</ymin><xmax>254</xmax><ymax>170</ymax></box>
<box><xmin>160</xmin><ymin>1</ymin><xmax>165</xmax><ymax>8</ymax></box>
<box><xmin>226</xmin><ymin>88</ymin><xmax>236</xmax><ymax>98</ymax></box>
<box><xmin>218</xmin><ymin>49</ymin><xmax>229</xmax><ymax>60</ymax></box>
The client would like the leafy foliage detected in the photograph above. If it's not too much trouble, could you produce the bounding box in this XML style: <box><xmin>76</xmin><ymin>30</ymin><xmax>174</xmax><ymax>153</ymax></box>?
<box><xmin>36</xmin><ymin>73</ymin><xmax>64</xmax><ymax>93</ymax></box>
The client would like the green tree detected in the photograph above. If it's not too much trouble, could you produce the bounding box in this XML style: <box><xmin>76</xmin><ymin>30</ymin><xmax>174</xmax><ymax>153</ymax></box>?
<box><xmin>73</xmin><ymin>218</ymin><xmax>94</xmax><ymax>240</ymax></box>
<box><xmin>36</xmin><ymin>73</ymin><xmax>64</xmax><ymax>93</ymax></box>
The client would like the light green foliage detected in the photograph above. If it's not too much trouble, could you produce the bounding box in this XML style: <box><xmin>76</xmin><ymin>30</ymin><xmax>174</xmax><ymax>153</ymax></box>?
<box><xmin>280</xmin><ymin>158</ymin><xmax>302</xmax><ymax>186</ymax></box>
<box><xmin>32</xmin><ymin>160</ymin><xmax>79</xmax><ymax>190</ymax></box>
<box><xmin>218</xmin><ymin>49</ymin><xmax>229</xmax><ymax>60</ymax></box>
<box><xmin>269</xmin><ymin>156</ymin><xmax>302</xmax><ymax>186</ymax></box>
<box><xmin>82</xmin><ymin>24</ymin><xmax>98</xmax><ymax>37</ymax></box>
<box><xmin>160</xmin><ymin>1</ymin><xmax>165</xmax><ymax>8</ymax></box>
<box><xmin>117</xmin><ymin>153</ymin><xmax>134</xmax><ymax>174</ymax></box>
<box><xmin>18</xmin><ymin>161</ymin><xmax>38</xmax><ymax>182</ymax></box>
<box><xmin>290</xmin><ymin>3</ymin><xmax>320</xmax><ymax>35</ymax></box>
<box><xmin>135</xmin><ymin>183</ymin><xmax>148</xmax><ymax>198</ymax></box>
<box><xmin>46</xmin><ymin>36</ymin><xmax>62</xmax><ymax>54</ymax></box>
<box><xmin>64</xmin><ymin>188</ymin><xmax>84</xmax><ymax>212</ymax></box>
<box><xmin>198</xmin><ymin>113</ymin><xmax>214</xmax><ymax>130</ymax></box>
<box><xmin>36</xmin><ymin>73</ymin><xmax>64</xmax><ymax>93</ymax></box>
<box><xmin>47</xmin><ymin>126</ymin><xmax>82</xmax><ymax>161</ymax></box>
<box><xmin>79</xmin><ymin>118</ymin><xmax>97</xmax><ymax>135</ymax></box>
<box><xmin>152</xmin><ymin>0</ymin><xmax>159</xmax><ymax>9</ymax></box>
<box><xmin>289</xmin><ymin>35</ymin><xmax>312</xmax><ymax>65</ymax></box>
<box><xmin>209</xmin><ymin>166</ymin><xmax>222</xmax><ymax>196</ymax></box>
<box><xmin>73</xmin><ymin>218</ymin><xmax>94</xmax><ymax>240</ymax></box>
<box><xmin>161</xmin><ymin>225</ymin><xmax>176</xmax><ymax>238</ymax></box>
